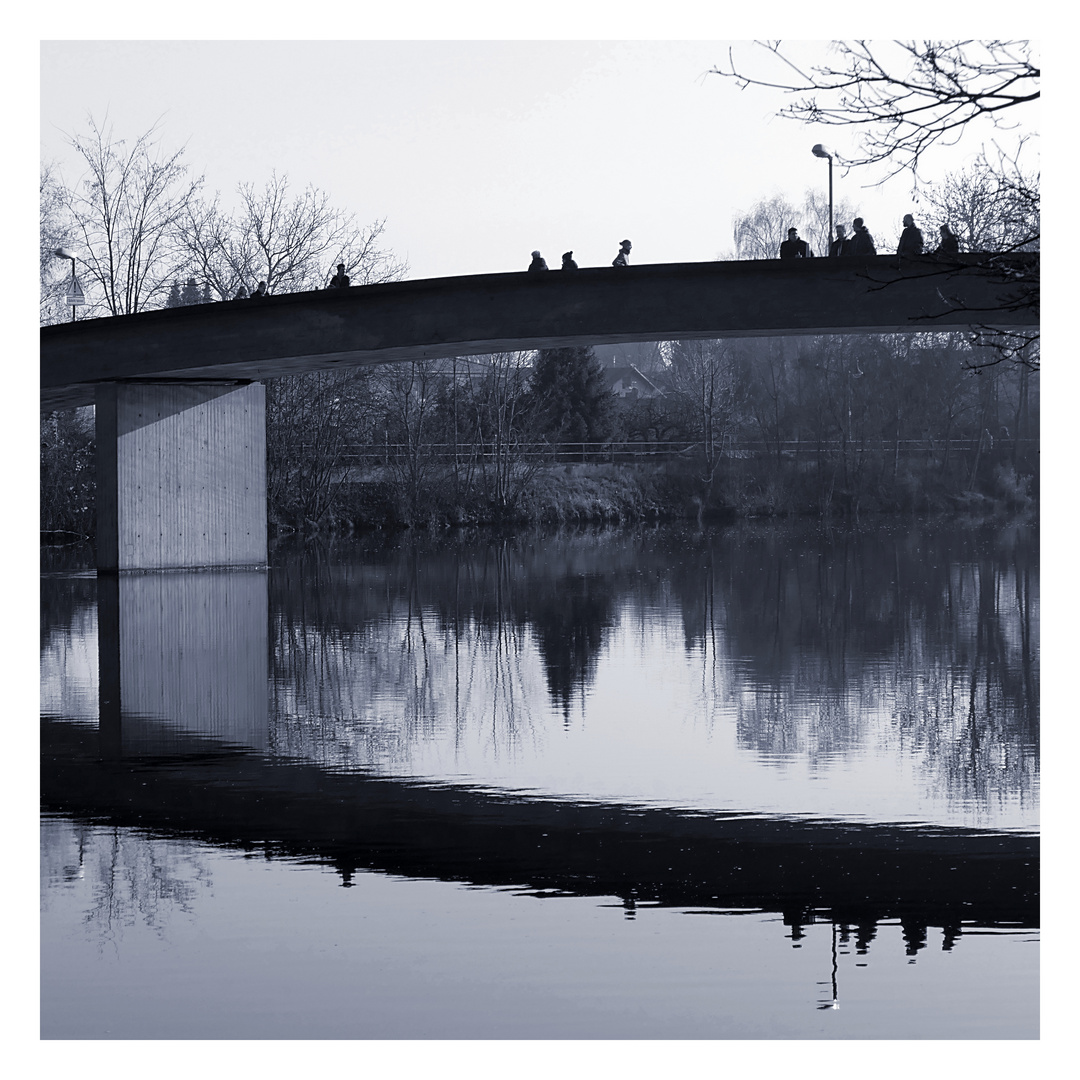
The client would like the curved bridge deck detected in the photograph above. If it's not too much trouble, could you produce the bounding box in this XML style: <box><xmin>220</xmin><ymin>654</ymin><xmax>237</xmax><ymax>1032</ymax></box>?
<box><xmin>41</xmin><ymin>254</ymin><xmax>1038</xmax><ymax>411</ymax></box>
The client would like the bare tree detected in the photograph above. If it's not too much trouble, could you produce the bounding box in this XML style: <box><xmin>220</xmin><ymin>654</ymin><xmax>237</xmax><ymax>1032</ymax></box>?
<box><xmin>665</xmin><ymin>339</ymin><xmax>743</xmax><ymax>492</ymax></box>
<box><xmin>266</xmin><ymin>369</ymin><xmax>381</xmax><ymax>529</ymax></box>
<box><xmin>40</xmin><ymin>162</ymin><xmax>73</xmax><ymax>326</ymax></box>
<box><xmin>376</xmin><ymin>359</ymin><xmax>447</xmax><ymax>522</ymax></box>
<box><xmin>732</xmin><ymin>194</ymin><xmax>798</xmax><ymax>260</ymax></box>
<box><xmin>61</xmin><ymin>116</ymin><xmax>202</xmax><ymax>315</ymax></box>
<box><xmin>733</xmin><ymin>190</ymin><xmax>860</xmax><ymax>259</ymax></box>
<box><xmin>179</xmin><ymin>173</ymin><xmax>408</xmax><ymax>298</ymax></box>
<box><xmin>920</xmin><ymin>155</ymin><xmax>1039</xmax><ymax>253</ymax></box>
<box><xmin>712</xmin><ymin>41</ymin><xmax>1038</xmax><ymax>180</ymax></box>
<box><xmin>468</xmin><ymin>352</ymin><xmax>547</xmax><ymax>512</ymax></box>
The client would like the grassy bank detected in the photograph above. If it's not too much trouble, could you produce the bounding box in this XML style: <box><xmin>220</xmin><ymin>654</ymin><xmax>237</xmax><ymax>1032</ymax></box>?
<box><xmin>268</xmin><ymin>455</ymin><xmax>1037</xmax><ymax>537</ymax></box>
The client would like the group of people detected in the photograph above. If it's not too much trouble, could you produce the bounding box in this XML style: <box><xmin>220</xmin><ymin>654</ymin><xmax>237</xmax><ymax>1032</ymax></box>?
<box><xmin>528</xmin><ymin>239</ymin><xmax>632</xmax><ymax>272</ymax></box>
<box><xmin>322</xmin><ymin>217</ymin><xmax>963</xmax><ymax>291</ymax></box>
<box><xmin>780</xmin><ymin>215</ymin><xmax>961</xmax><ymax>260</ymax></box>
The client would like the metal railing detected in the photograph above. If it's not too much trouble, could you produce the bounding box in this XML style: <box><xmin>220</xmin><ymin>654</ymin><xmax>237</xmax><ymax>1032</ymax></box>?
<box><xmin>307</xmin><ymin>437</ymin><xmax>1038</xmax><ymax>469</ymax></box>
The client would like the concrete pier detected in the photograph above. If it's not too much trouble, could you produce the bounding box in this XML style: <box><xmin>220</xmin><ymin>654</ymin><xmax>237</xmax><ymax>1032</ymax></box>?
<box><xmin>98</xmin><ymin>568</ymin><xmax>269</xmax><ymax>756</ymax></box>
<box><xmin>95</xmin><ymin>381</ymin><xmax>267</xmax><ymax>571</ymax></box>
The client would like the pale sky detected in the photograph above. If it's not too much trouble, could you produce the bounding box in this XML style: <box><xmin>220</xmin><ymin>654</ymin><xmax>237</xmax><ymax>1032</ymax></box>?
<box><xmin>38</xmin><ymin>39</ymin><xmax>1035</xmax><ymax>279</ymax></box>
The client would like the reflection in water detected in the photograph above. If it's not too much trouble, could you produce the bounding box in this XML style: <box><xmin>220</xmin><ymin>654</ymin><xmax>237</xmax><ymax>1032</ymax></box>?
<box><xmin>261</xmin><ymin>522</ymin><xmax>1038</xmax><ymax>829</ymax></box>
<box><xmin>40</xmin><ymin>815</ymin><xmax>212</xmax><ymax>948</ymax></box>
<box><xmin>39</xmin><ymin>521</ymin><xmax>1039</xmax><ymax>1038</ymax></box>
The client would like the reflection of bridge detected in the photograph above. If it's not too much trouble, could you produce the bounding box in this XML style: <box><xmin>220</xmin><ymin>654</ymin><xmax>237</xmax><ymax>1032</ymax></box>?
<box><xmin>41</xmin><ymin>714</ymin><xmax>1039</xmax><ymax>931</ymax></box>
<box><xmin>43</xmin><ymin>558</ymin><xmax>1039</xmax><ymax>937</ymax></box>
<box><xmin>41</xmin><ymin>256</ymin><xmax>1037</xmax><ymax>571</ymax></box>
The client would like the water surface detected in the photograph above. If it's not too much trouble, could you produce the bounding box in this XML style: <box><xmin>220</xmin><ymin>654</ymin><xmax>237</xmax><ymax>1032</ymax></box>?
<box><xmin>40</xmin><ymin>519</ymin><xmax>1039</xmax><ymax>1039</ymax></box>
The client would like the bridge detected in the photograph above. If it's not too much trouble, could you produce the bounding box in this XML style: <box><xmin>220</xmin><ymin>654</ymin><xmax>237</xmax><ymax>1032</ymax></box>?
<box><xmin>40</xmin><ymin>254</ymin><xmax>1038</xmax><ymax>571</ymax></box>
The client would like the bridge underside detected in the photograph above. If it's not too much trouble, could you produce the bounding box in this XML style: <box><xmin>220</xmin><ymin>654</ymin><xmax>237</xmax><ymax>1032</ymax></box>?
<box><xmin>40</xmin><ymin>255</ymin><xmax>1037</xmax><ymax>570</ymax></box>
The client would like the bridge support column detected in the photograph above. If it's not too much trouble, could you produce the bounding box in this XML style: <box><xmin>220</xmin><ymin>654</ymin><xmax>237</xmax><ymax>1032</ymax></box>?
<box><xmin>95</xmin><ymin>381</ymin><xmax>267</xmax><ymax>571</ymax></box>
<box><xmin>98</xmin><ymin>569</ymin><xmax>269</xmax><ymax>757</ymax></box>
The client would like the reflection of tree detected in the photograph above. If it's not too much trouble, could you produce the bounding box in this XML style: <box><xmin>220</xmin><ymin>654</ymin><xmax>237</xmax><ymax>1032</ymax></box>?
<box><xmin>264</xmin><ymin>521</ymin><xmax>1036</xmax><ymax>815</ymax></box>
<box><xmin>40</xmin><ymin>816</ymin><xmax>211</xmax><ymax>945</ymax></box>
<box><xmin>524</xmin><ymin>572</ymin><xmax>616</xmax><ymax>720</ymax></box>
<box><xmin>661</xmin><ymin>520</ymin><xmax>1037</xmax><ymax>808</ymax></box>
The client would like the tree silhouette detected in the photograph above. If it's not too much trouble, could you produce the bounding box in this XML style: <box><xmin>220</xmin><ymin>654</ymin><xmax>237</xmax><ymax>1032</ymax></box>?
<box><xmin>530</xmin><ymin>346</ymin><xmax>612</xmax><ymax>444</ymax></box>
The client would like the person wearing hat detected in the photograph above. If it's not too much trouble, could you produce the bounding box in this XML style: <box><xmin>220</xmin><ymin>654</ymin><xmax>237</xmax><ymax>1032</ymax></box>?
<box><xmin>779</xmin><ymin>227</ymin><xmax>812</xmax><ymax>259</ymax></box>
<box><xmin>561</xmin><ymin>251</ymin><xmax>578</xmax><ymax>270</ymax></box>
<box><xmin>612</xmin><ymin>239</ymin><xmax>632</xmax><ymax>267</ymax></box>
<box><xmin>897</xmin><ymin>214</ymin><xmax>924</xmax><ymax>255</ymax></box>
<box><xmin>528</xmin><ymin>250</ymin><xmax>549</xmax><ymax>272</ymax></box>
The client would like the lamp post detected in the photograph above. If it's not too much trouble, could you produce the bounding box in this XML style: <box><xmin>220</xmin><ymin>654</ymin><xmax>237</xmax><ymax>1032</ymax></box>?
<box><xmin>53</xmin><ymin>247</ymin><xmax>85</xmax><ymax>321</ymax></box>
<box><xmin>811</xmin><ymin>144</ymin><xmax>834</xmax><ymax>255</ymax></box>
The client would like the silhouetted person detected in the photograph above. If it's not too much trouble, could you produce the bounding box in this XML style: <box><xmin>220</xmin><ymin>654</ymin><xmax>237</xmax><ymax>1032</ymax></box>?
<box><xmin>829</xmin><ymin>224</ymin><xmax>852</xmax><ymax>257</ymax></box>
<box><xmin>850</xmin><ymin>217</ymin><xmax>877</xmax><ymax>255</ymax></box>
<box><xmin>233</xmin><ymin>285</ymin><xmax>249</xmax><ymax>300</ymax></box>
<box><xmin>329</xmin><ymin>263</ymin><xmax>350</xmax><ymax>288</ymax></box>
<box><xmin>934</xmin><ymin>224</ymin><xmax>960</xmax><ymax>257</ymax></box>
<box><xmin>250</xmin><ymin>281</ymin><xmax>269</xmax><ymax>298</ymax></box>
<box><xmin>897</xmin><ymin>213</ymin><xmax>924</xmax><ymax>255</ymax></box>
<box><xmin>528</xmin><ymin>250</ymin><xmax>549</xmax><ymax>272</ymax></box>
<box><xmin>779</xmin><ymin>227</ymin><xmax>812</xmax><ymax>259</ymax></box>
<box><xmin>561</xmin><ymin>251</ymin><xmax>578</xmax><ymax>270</ymax></box>
<box><xmin>612</xmin><ymin>239</ymin><xmax>631</xmax><ymax>267</ymax></box>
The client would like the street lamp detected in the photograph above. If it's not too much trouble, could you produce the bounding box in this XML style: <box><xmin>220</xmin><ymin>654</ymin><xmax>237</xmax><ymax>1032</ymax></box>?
<box><xmin>811</xmin><ymin>144</ymin><xmax>834</xmax><ymax>255</ymax></box>
<box><xmin>53</xmin><ymin>247</ymin><xmax>85</xmax><ymax>321</ymax></box>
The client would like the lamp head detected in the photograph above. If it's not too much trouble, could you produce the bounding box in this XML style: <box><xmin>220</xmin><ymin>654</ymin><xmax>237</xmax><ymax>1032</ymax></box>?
<box><xmin>54</xmin><ymin>247</ymin><xmax>76</xmax><ymax>260</ymax></box>
<box><xmin>811</xmin><ymin>144</ymin><xmax>834</xmax><ymax>161</ymax></box>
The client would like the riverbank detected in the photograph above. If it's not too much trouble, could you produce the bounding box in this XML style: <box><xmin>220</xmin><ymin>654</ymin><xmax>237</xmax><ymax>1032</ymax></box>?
<box><xmin>268</xmin><ymin>458</ymin><xmax>1038</xmax><ymax>536</ymax></box>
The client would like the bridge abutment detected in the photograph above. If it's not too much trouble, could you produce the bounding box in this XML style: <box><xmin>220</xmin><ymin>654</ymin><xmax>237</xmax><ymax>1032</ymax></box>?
<box><xmin>95</xmin><ymin>381</ymin><xmax>267</xmax><ymax>571</ymax></box>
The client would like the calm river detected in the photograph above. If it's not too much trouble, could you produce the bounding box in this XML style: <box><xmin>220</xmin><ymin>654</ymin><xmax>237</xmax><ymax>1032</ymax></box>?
<box><xmin>40</xmin><ymin>518</ymin><xmax>1039</xmax><ymax>1039</ymax></box>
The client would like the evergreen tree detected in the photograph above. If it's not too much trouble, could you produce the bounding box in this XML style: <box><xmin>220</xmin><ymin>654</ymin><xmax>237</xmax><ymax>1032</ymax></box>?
<box><xmin>529</xmin><ymin>346</ymin><xmax>612</xmax><ymax>443</ymax></box>
<box><xmin>180</xmin><ymin>278</ymin><xmax>201</xmax><ymax>306</ymax></box>
<box><xmin>165</xmin><ymin>282</ymin><xmax>182</xmax><ymax>308</ymax></box>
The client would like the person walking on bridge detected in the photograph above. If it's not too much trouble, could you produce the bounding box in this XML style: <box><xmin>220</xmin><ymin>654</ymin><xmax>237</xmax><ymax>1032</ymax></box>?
<box><xmin>933</xmin><ymin>224</ymin><xmax>960</xmax><ymax>258</ymax></box>
<box><xmin>612</xmin><ymin>239</ymin><xmax>632</xmax><ymax>266</ymax></box>
<box><xmin>779</xmin><ymin>228</ymin><xmax>812</xmax><ymax>259</ymax></box>
<box><xmin>561</xmin><ymin>251</ymin><xmax>578</xmax><ymax>270</ymax></box>
<box><xmin>528</xmin><ymin>251</ymin><xmax>549</xmax><ymax>272</ymax></box>
<box><xmin>849</xmin><ymin>218</ymin><xmax>877</xmax><ymax>255</ymax></box>
<box><xmin>897</xmin><ymin>214</ymin><xmax>924</xmax><ymax>255</ymax></box>
<box><xmin>829</xmin><ymin>224</ymin><xmax>852</xmax><ymax>257</ymax></box>
<box><xmin>329</xmin><ymin>263</ymin><xmax>350</xmax><ymax>288</ymax></box>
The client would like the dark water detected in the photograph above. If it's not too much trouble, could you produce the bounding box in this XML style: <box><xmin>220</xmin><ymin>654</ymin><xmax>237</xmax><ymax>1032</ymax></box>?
<box><xmin>40</xmin><ymin>519</ymin><xmax>1039</xmax><ymax>1039</ymax></box>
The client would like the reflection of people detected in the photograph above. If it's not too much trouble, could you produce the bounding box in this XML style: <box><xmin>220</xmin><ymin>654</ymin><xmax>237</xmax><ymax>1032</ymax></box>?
<box><xmin>779</xmin><ymin>227</ymin><xmax>812</xmax><ymax>258</ymax></box>
<box><xmin>897</xmin><ymin>214</ymin><xmax>924</xmax><ymax>255</ymax></box>
<box><xmin>612</xmin><ymin>239</ymin><xmax>632</xmax><ymax>266</ymax></box>
<box><xmin>829</xmin><ymin>224</ymin><xmax>851</xmax><ymax>257</ymax></box>
<box><xmin>850</xmin><ymin>218</ymin><xmax>877</xmax><ymax>255</ymax></box>
<box><xmin>561</xmin><ymin>251</ymin><xmax>578</xmax><ymax>270</ymax></box>
<box><xmin>250</xmin><ymin>281</ymin><xmax>269</xmax><ymax>298</ymax></box>
<box><xmin>934</xmin><ymin>224</ymin><xmax>960</xmax><ymax>257</ymax></box>
<box><xmin>329</xmin><ymin>263</ymin><xmax>350</xmax><ymax>287</ymax></box>
<box><xmin>528</xmin><ymin>250</ymin><xmax>549</xmax><ymax>272</ymax></box>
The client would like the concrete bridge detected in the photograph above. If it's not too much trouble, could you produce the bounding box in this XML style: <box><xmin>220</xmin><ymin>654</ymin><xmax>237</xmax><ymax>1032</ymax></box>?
<box><xmin>40</xmin><ymin>254</ymin><xmax>1038</xmax><ymax>571</ymax></box>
